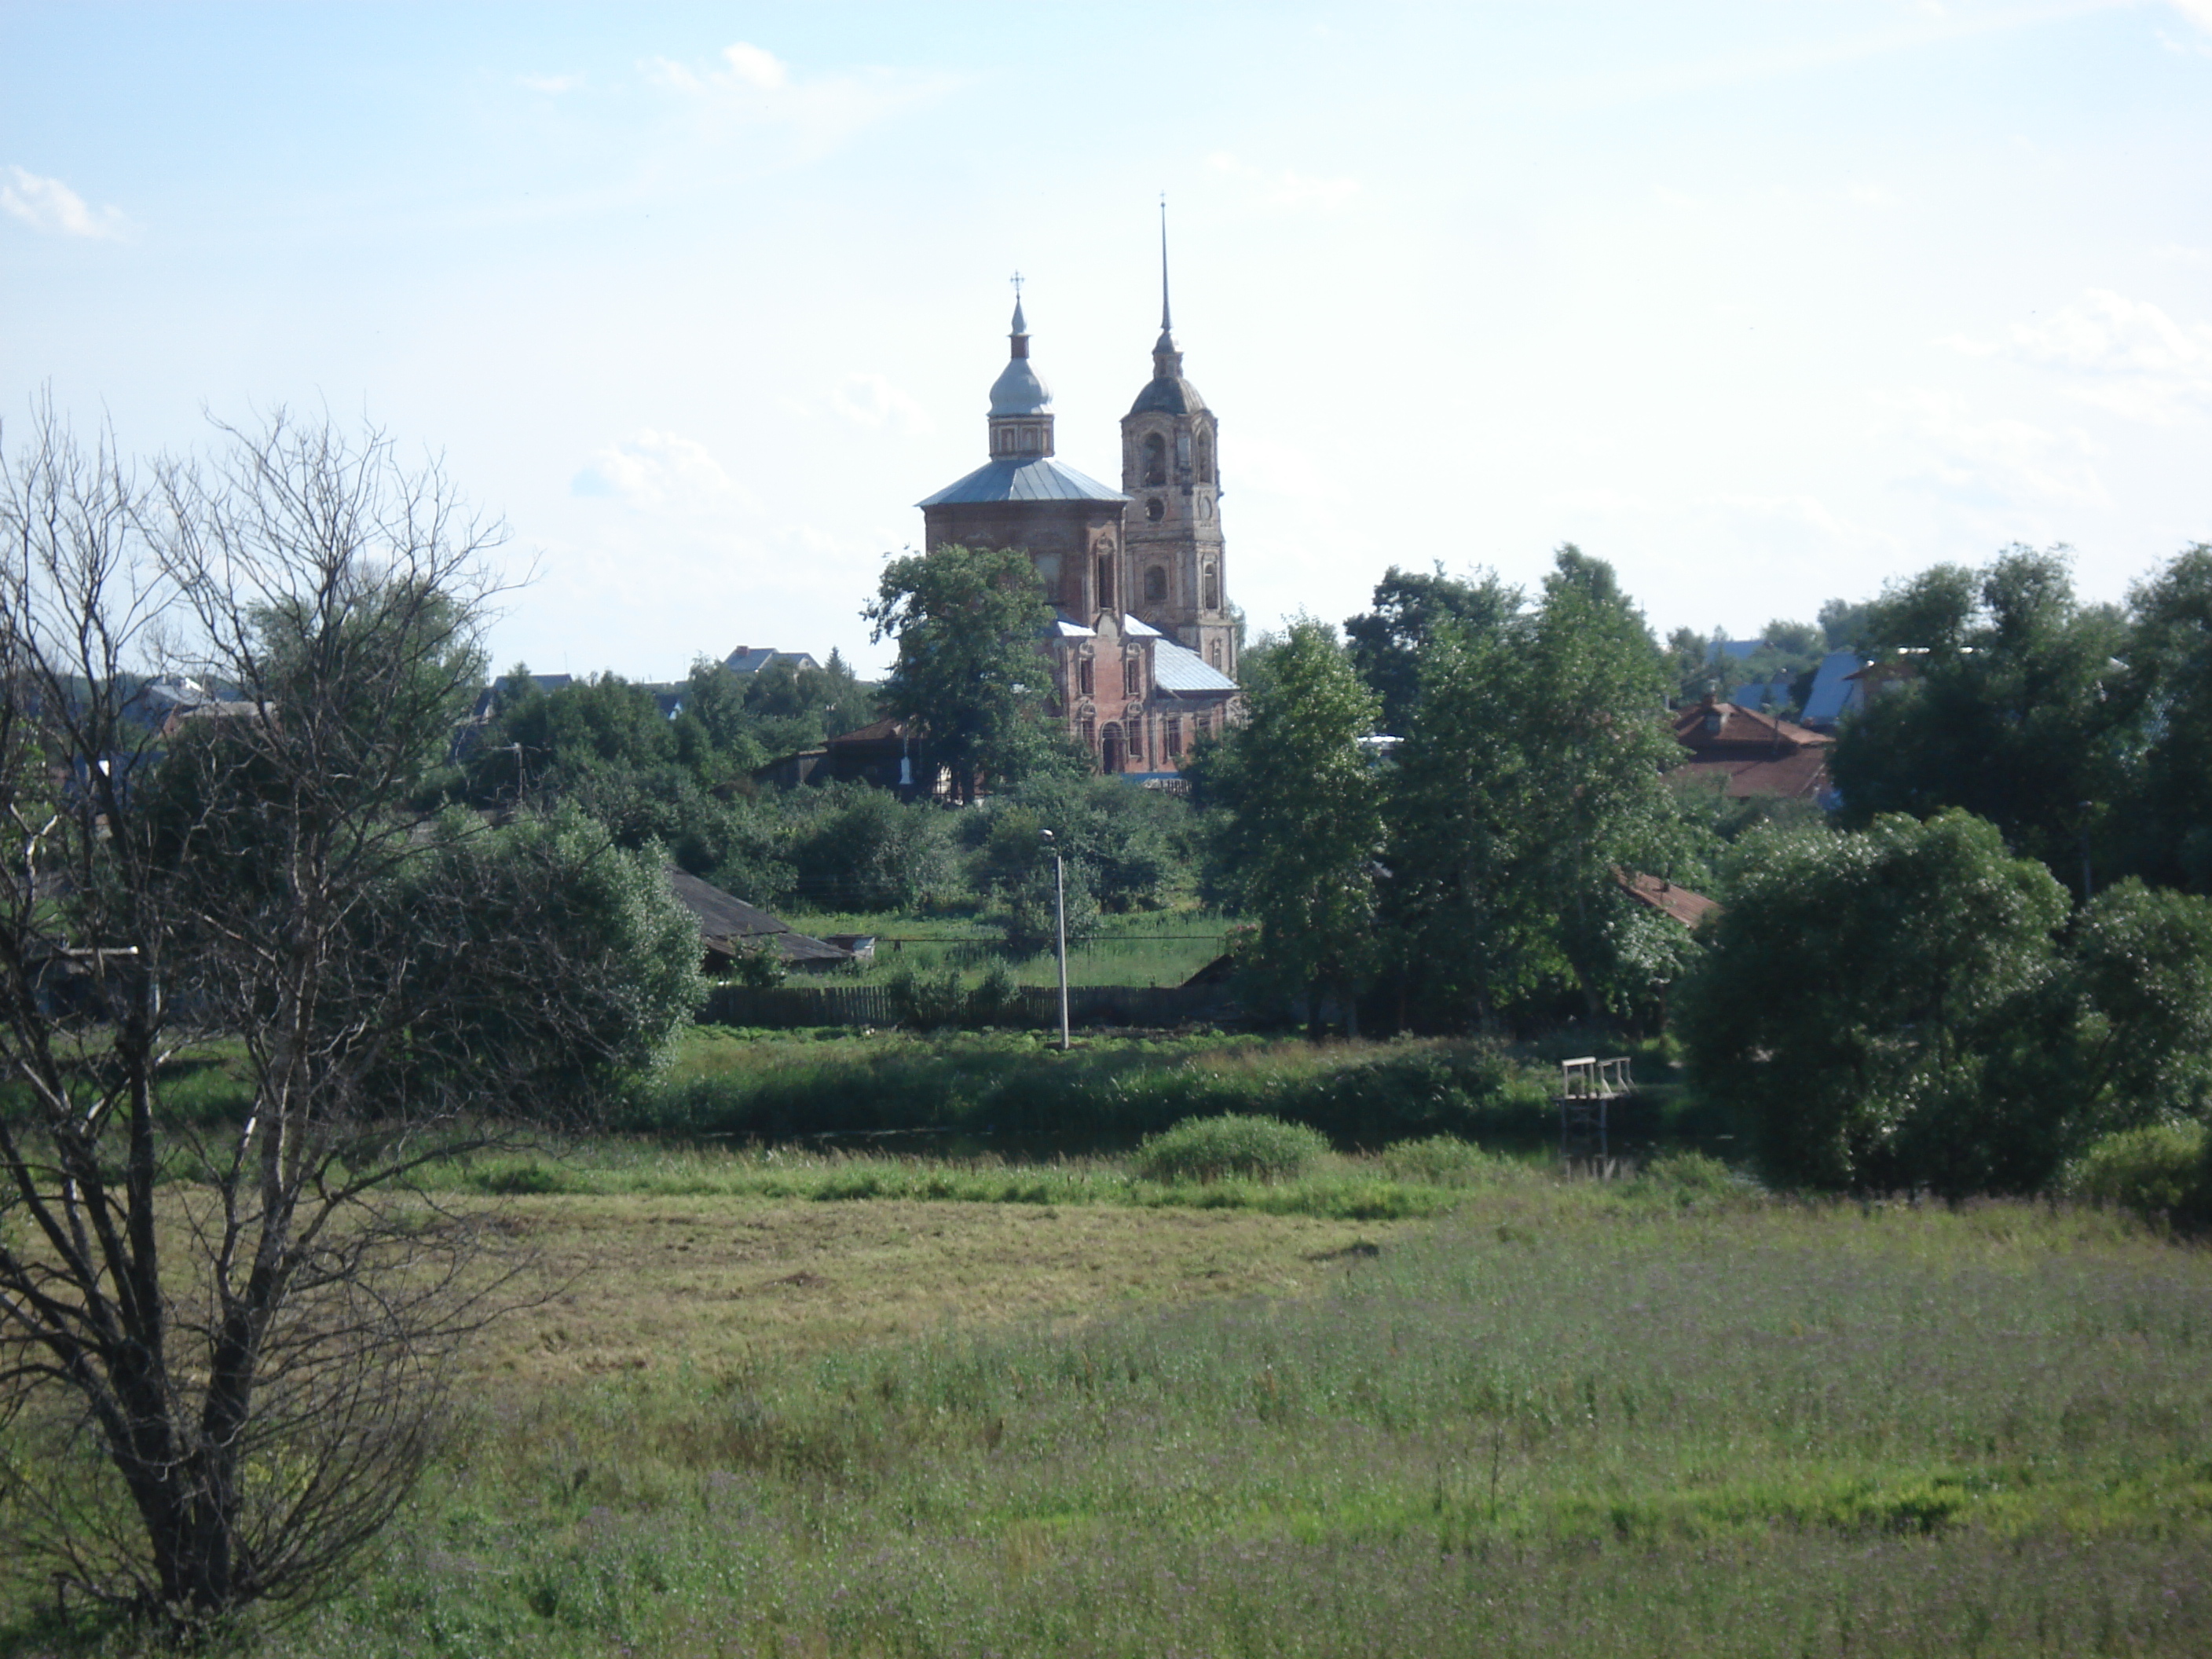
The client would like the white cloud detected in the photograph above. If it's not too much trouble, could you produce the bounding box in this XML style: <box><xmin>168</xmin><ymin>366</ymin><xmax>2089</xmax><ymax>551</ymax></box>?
<box><xmin>1892</xmin><ymin>390</ymin><xmax>2109</xmax><ymax>509</ymax></box>
<box><xmin>572</xmin><ymin>430</ymin><xmax>753</xmax><ymax>514</ymax></box>
<box><xmin>830</xmin><ymin>372</ymin><xmax>930</xmax><ymax>433</ymax></box>
<box><xmin>720</xmin><ymin>42</ymin><xmax>789</xmax><ymax>90</ymax></box>
<box><xmin>1950</xmin><ymin>289</ymin><xmax>2212</xmax><ymax>425</ymax></box>
<box><xmin>519</xmin><ymin>72</ymin><xmax>583</xmax><ymax>93</ymax></box>
<box><xmin>1</xmin><ymin>165</ymin><xmax>126</xmax><ymax>239</ymax></box>
<box><xmin>640</xmin><ymin>42</ymin><xmax>954</xmax><ymax>160</ymax></box>
<box><xmin>1207</xmin><ymin>152</ymin><xmax>1360</xmax><ymax>211</ymax></box>
<box><xmin>2170</xmin><ymin>0</ymin><xmax>2212</xmax><ymax>33</ymax></box>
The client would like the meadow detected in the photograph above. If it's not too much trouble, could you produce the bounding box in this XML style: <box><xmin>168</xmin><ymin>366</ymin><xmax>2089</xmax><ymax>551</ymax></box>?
<box><xmin>7</xmin><ymin>1130</ymin><xmax>2210</xmax><ymax>1657</ymax></box>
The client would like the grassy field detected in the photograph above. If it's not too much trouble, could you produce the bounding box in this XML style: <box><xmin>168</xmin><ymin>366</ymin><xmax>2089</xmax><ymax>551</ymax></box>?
<box><xmin>774</xmin><ymin>910</ymin><xmax>1233</xmax><ymax>991</ymax></box>
<box><xmin>6</xmin><ymin>1141</ymin><xmax>2209</xmax><ymax>1657</ymax></box>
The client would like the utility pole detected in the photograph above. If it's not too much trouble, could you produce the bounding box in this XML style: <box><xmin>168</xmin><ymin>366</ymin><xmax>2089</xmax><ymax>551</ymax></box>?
<box><xmin>1042</xmin><ymin>830</ymin><xmax>1069</xmax><ymax>1050</ymax></box>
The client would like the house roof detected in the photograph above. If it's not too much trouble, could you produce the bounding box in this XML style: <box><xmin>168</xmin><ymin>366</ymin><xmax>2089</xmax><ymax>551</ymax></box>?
<box><xmin>1615</xmin><ymin>869</ymin><xmax>1720</xmax><ymax>928</ymax></box>
<box><xmin>1672</xmin><ymin>749</ymin><xmax>1833</xmax><ymax>801</ymax></box>
<box><xmin>917</xmin><ymin>456</ymin><xmax>1126</xmax><ymax>507</ymax></box>
<box><xmin>1799</xmin><ymin>650</ymin><xmax>1867</xmax><ymax>727</ymax></box>
<box><xmin>1672</xmin><ymin>698</ymin><xmax>1831</xmax><ymax>755</ymax></box>
<box><xmin>1150</xmin><ymin>637</ymin><xmax>1238</xmax><ymax>694</ymax></box>
<box><xmin>724</xmin><ymin>646</ymin><xmax>823</xmax><ymax>676</ymax></box>
<box><xmin>665</xmin><ymin>869</ymin><xmax>851</xmax><ymax>966</ymax></box>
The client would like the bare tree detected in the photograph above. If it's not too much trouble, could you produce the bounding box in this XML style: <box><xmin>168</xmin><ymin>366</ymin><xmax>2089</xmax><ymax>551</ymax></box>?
<box><xmin>0</xmin><ymin>405</ymin><xmax>699</xmax><ymax>1630</ymax></box>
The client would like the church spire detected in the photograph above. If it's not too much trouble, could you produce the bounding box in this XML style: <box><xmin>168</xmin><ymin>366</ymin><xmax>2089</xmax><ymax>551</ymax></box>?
<box><xmin>1152</xmin><ymin>203</ymin><xmax>1184</xmax><ymax>379</ymax></box>
<box><xmin>1158</xmin><ymin>198</ymin><xmax>1173</xmax><ymax>337</ymax></box>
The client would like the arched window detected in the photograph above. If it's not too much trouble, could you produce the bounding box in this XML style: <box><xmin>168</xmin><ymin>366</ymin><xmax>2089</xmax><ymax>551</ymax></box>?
<box><xmin>1146</xmin><ymin>497</ymin><xmax>1165</xmax><ymax>522</ymax></box>
<box><xmin>1196</xmin><ymin>430</ymin><xmax>1214</xmax><ymax>483</ymax></box>
<box><xmin>1079</xmin><ymin>656</ymin><xmax>1094</xmax><ymax>697</ymax></box>
<box><xmin>1097</xmin><ymin>555</ymin><xmax>1114</xmax><ymax>609</ymax></box>
<box><xmin>1144</xmin><ymin>565</ymin><xmax>1166</xmax><ymax>603</ymax></box>
<box><xmin>1142</xmin><ymin>433</ymin><xmax>1167</xmax><ymax>485</ymax></box>
<box><xmin>1202</xmin><ymin>565</ymin><xmax>1219</xmax><ymax>610</ymax></box>
<box><xmin>1209</xmin><ymin>639</ymin><xmax>1224</xmax><ymax>669</ymax></box>
<box><xmin>1198</xmin><ymin>497</ymin><xmax>1212</xmax><ymax>522</ymax></box>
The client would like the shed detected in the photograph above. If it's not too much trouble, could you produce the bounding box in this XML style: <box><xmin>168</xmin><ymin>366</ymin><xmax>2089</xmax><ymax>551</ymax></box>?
<box><xmin>665</xmin><ymin>869</ymin><xmax>851</xmax><ymax>973</ymax></box>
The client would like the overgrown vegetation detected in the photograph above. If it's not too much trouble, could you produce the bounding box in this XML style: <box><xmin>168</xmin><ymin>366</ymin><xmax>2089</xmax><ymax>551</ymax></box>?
<box><xmin>17</xmin><ymin>1171</ymin><xmax>2208</xmax><ymax>1656</ymax></box>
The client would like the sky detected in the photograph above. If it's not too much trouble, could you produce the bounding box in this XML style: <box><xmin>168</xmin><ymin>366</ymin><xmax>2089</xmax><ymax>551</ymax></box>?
<box><xmin>3</xmin><ymin>2</ymin><xmax>2209</xmax><ymax>681</ymax></box>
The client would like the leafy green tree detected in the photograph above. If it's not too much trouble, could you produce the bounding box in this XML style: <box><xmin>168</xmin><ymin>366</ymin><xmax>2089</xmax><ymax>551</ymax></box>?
<box><xmin>1343</xmin><ymin>562</ymin><xmax>1518</xmax><ymax>734</ymax></box>
<box><xmin>965</xmin><ymin>773</ymin><xmax>1189</xmax><ymax>915</ymax></box>
<box><xmin>865</xmin><ymin>544</ymin><xmax>1064</xmax><ymax>802</ymax></box>
<box><xmin>375</xmin><ymin>806</ymin><xmax>705</xmax><ymax>1118</ymax></box>
<box><xmin>1386</xmin><ymin>548</ymin><xmax>1691</xmax><ymax>1027</ymax></box>
<box><xmin>784</xmin><ymin>782</ymin><xmax>957</xmax><ymax>912</ymax></box>
<box><xmin>1679</xmin><ymin>811</ymin><xmax>2212</xmax><ymax>1196</ymax></box>
<box><xmin>1829</xmin><ymin>547</ymin><xmax>2133</xmax><ymax>893</ymax></box>
<box><xmin>2126</xmin><ymin>544</ymin><xmax>2212</xmax><ymax>892</ymax></box>
<box><xmin>1680</xmin><ymin>811</ymin><xmax>2071</xmax><ymax>1192</ymax></box>
<box><xmin>1186</xmin><ymin>617</ymin><xmax>1385</xmax><ymax>1035</ymax></box>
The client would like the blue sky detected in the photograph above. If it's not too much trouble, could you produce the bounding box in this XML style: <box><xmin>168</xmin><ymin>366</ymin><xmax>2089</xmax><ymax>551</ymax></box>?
<box><xmin>4</xmin><ymin>2</ymin><xmax>2208</xmax><ymax>679</ymax></box>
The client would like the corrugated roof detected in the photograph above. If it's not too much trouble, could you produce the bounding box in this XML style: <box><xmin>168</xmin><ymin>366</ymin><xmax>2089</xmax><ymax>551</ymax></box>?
<box><xmin>1122</xmin><ymin>615</ymin><xmax>1162</xmax><ymax>637</ymax></box>
<box><xmin>1150</xmin><ymin>638</ymin><xmax>1238</xmax><ymax>694</ymax></box>
<box><xmin>917</xmin><ymin>456</ymin><xmax>1126</xmax><ymax>507</ymax></box>
<box><xmin>665</xmin><ymin>868</ymin><xmax>851</xmax><ymax>966</ymax></box>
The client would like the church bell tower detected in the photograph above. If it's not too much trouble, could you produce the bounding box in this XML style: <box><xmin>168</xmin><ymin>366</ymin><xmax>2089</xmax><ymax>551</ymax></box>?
<box><xmin>1120</xmin><ymin>207</ymin><xmax>1234</xmax><ymax>679</ymax></box>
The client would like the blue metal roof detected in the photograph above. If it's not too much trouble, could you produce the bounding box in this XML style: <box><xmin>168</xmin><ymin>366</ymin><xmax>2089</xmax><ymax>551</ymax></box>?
<box><xmin>1150</xmin><ymin>638</ymin><xmax>1238</xmax><ymax>694</ymax></box>
<box><xmin>1800</xmin><ymin>650</ymin><xmax>1866</xmax><ymax>727</ymax></box>
<box><xmin>917</xmin><ymin>456</ymin><xmax>1126</xmax><ymax>507</ymax></box>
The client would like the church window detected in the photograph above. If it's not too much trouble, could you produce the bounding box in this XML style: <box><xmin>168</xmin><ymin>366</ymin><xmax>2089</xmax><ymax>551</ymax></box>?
<box><xmin>1142</xmin><ymin>433</ymin><xmax>1166</xmax><ymax>485</ymax></box>
<box><xmin>1080</xmin><ymin>714</ymin><xmax>1097</xmax><ymax>753</ymax></box>
<box><xmin>1164</xmin><ymin>716</ymin><xmax>1183</xmax><ymax>759</ymax></box>
<box><xmin>1146</xmin><ymin>497</ymin><xmax>1165</xmax><ymax>522</ymax></box>
<box><xmin>1209</xmin><ymin>639</ymin><xmax>1224</xmax><ymax>669</ymax></box>
<box><xmin>1079</xmin><ymin>656</ymin><xmax>1093</xmax><ymax>697</ymax></box>
<box><xmin>1196</xmin><ymin>430</ymin><xmax>1214</xmax><ymax>483</ymax></box>
<box><xmin>1176</xmin><ymin>430</ymin><xmax>1192</xmax><ymax>471</ymax></box>
<box><xmin>1143</xmin><ymin>565</ymin><xmax>1166</xmax><ymax>603</ymax></box>
<box><xmin>1198</xmin><ymin>497</ymin><xmax>1212</xmax><ymax>522</ymax></box>
<box><xmin>1097</xmin><ymin>555</ymin><xmax>1114</xmax><ymax>609</ymax></box>
<box><xmin>1202</xmin><ymin>565</ymin><xmax>1219</xmax><ymax>610</ymax></box>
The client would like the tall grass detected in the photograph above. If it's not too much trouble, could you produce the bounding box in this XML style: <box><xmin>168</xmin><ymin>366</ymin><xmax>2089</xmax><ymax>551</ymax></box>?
<box><xmin>632</xmin><ymin>1029</ymin><xmax>1559</xmax><ymax>1148</ymax></box>
<box><xmin>60</xmin><ymin>1185</ymin><xmax>2205</xmax><ymax>1657</ymax></box>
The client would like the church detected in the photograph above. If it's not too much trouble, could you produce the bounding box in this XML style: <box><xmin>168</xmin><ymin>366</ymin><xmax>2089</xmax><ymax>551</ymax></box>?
<box><xmin>915</xmin><ymin>258</ymin><xmax>1242</xmax><ymax>778</ymax></box>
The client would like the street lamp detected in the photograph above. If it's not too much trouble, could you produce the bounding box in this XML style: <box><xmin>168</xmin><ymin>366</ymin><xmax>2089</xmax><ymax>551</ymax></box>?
<box><xmin>1042</xmin><ymin>829</ymin><xmax>1069</xmax><ymax>1050</ymax></box>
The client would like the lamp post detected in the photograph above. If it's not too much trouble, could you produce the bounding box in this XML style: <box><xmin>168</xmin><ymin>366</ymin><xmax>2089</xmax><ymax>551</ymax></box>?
<box><xmin>1042</xmin><ymin>830</ymin><xmax>1069</xmax><ymax>1050</ymax></box>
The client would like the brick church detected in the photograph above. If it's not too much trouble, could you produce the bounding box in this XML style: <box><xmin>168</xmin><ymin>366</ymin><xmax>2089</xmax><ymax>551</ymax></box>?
<box><xmin>916</xmin><ymin>258</ymin><xmax>1241</xmax><ymax>777</ymax></box>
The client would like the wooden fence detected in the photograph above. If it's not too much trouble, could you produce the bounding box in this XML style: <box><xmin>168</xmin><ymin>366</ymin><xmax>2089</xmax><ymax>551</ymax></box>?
<box><xmin>698</xmin><ymin>982</ymin><xmax>1227</xmax><ymax>1031</ymax></box>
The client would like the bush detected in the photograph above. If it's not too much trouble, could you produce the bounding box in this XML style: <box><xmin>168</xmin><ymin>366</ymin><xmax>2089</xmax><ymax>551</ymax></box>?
<box><xmin>2062</xmin><ymin>1122</ymin><xmax>2212</xmax><ymax>1225</ymax></box>
<box><xmin>1135</xmin><ymin>1114</ymin><xmax>1331</xmax><ymax>1184</ymax></box>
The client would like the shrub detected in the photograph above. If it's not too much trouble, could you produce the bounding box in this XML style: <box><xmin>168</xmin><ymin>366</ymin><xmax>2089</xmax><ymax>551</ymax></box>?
<box><xmin>1135</xmin><ymin>1114</ymin><xmax>1330</xmax><ymax>1184</ymax></box>
<box><xmin>2062</xmin><ymin>1122</ymin><xmax>2212</xmax><ymax>1225</ymax></box>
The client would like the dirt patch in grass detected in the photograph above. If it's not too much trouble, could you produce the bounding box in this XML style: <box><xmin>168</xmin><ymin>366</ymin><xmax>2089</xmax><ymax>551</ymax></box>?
<box><xmin>473</xmin><ymin>1195</ymin><xmax>1415</xmax><ymax>1389</ymax></box>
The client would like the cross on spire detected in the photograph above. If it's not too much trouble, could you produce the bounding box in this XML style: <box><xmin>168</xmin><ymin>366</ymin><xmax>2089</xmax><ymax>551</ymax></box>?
<box><xmin>1009</xmin><ymin>270</ymin><xmax>1024</xmax><ymax>299</ymax></box>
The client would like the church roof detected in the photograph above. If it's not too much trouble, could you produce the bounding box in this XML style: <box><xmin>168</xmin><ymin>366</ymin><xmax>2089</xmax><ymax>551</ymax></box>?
<box><xmin>1129</xmin><ymin>373</ymin><xmax>1207</xmax><ymax>417</ymax></box>
<box><xmin>917</xmin><ymin>456</ymin><xmax>1126</xmax><ymax>507</ymax></box>
<box><xmin>1150</xmin><ymin>638</ymin><xmax>1238</xmax><ymax>694</ymax></box>
<box><xmin>989</xmin><ymin>357</ymin><xmax>1051</xmax><ymax>416</ymax></box>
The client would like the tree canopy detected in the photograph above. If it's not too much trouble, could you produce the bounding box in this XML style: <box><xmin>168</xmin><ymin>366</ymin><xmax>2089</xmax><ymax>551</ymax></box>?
<box><xmin>865</xmin><ymin>543</ymin><xmax>1075</xmax><ymax>803</ymax></box>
